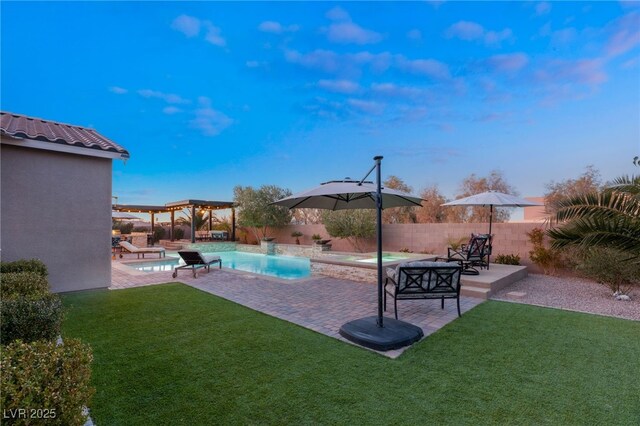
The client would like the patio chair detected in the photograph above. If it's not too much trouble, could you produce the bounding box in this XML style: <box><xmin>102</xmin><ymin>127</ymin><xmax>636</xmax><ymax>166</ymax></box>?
<box><xmin>172</xmin><ymin>250</ymin><xmax>222</xmax><ymax>278</ymax></box>
<box><xmin>118</xmin><ymin>241</ymin><xmax>166</xmax><ymax>259</ymax></box>
<box><xmin>436</xmin><ymin>234</ymin><xmax>490</xmax><ymax>275</ymax></box>
<box><xmin>384</xmin><ymin>261</ymin><xmax>463</xmax><ymax>319</ymax></box>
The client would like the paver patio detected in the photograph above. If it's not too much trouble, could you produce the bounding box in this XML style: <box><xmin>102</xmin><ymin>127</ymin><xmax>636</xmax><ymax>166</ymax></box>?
<box><xmin>111</xmin><ymin>257</ymin><xmax>483</xmax><ymax>357</ymax></box>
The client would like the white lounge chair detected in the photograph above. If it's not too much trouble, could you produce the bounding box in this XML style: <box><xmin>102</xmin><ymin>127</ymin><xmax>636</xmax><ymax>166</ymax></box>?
<box><xmin>119</xmin><ymin>241</ymin><xmax>166</xmax><ymax>259</ymax></box>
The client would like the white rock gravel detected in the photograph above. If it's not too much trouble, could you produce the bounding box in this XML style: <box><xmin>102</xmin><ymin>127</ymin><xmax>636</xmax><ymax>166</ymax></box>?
<box><xmin>492</xmin><ymin>273</ymin><xmax>639</xmax><ymax>321</ymax></box>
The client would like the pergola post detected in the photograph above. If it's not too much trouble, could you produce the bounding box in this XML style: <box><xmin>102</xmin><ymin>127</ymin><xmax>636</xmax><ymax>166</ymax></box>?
<box><xmin>208</xmin><ymin>210</ymin><xmax>212</xmax><ymax>231</ymax></box>
<box><xmin>191</xmin><ymin>205</ymin><xmax>196</xmax><ymax>244</ymax></box>
<box><xmin>151</xmin><ymin>213</ymin><xmax>155</xmax><ymax>233</ymax></box>
<box><xmin>170</xmin><ymin>210</ymin><xmax>175</xmax><ymax>241</ymax></box>
<box><xmin>231</xmin><ymin>207</ymin><xmax>236</xmax><ymax>241</ymax></box>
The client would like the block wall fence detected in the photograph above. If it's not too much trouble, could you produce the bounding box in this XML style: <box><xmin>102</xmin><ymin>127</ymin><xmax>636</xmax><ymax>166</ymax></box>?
<box><xmin>252</xmin><ymin>222</ymin><xmax>550</xmax><ymax>272</ymax></box>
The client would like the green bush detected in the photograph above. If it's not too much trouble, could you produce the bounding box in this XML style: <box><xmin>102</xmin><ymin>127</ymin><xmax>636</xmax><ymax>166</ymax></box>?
<box><xmin>174</xmin><ymin>228</ymin><xmax>185</xmax><ymax>240</ymax></box>
<box><xmin>1</xmin><ymin>339</ymin><xmax>94</xmax><ymax>426</ymax></box>
<box><xmin>1</xmin><ymin>294</ymin><xmax>63</xmax><ymax>345</ymax></box>
<box><xmin>399</xmin><ymin>248</ymin><xmax>414</xmax><ymax>253</ymax></box>
<box><xmin>0</xmin><ymin>259</ymin><xmax>48</xmax><ymax>277</ymax></box>
<box><xmin>132</xmin><ymin>226</ymin><xmax>148</xmax><ymax>232</ymax></box>
<box><xmin>153</xmin><ymin>227</ymin><xmax>166</xmax><ymax>243</ymax></box>
<box><xmin>494</xmin><ymin>254</ymin><xmax>521</xmax><ymax>265</ymax></box>
<box><xmin>527</xmin><ymin>228</ymin><xmax>563</xmax><ymax>275</ymax></box>
<box><xmin>576</xmin><ymin>248</ymin><xmax>640</xmax><ymax>294</ymax></box>
<box><xmin>112</xmin><ymin>222</ymin><xmax>134</xmax><ymax>234</ymax></box>
<box><xmin>0</xmin><ymin>272</ymin><xmax>50</xmax><ymax>299</ymax></box>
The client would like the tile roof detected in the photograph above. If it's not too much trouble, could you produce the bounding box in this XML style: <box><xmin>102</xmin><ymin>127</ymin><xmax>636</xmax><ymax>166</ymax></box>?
<box><xmin>0</xmin><ymin>111</ymin><xmax>129</xmax><ymax>158</ymax></box>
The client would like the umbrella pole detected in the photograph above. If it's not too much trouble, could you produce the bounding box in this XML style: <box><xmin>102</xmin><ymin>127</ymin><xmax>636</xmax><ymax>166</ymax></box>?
<box><xmin>488</xmin><ymin>205</ymin><xmax>493</xmax><ymax>270</ymax></box>
<box><xmin>375</xmin><ymin>156</ymin><xmax>384</xmax><ymax>328</ymax></box>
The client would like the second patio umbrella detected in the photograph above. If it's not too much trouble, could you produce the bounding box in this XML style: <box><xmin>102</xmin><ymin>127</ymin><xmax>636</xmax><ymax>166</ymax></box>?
<box><xmin>442</xmin><ymin>191</ymin><xmax>543</xmax><ymax>266</ymax></box>
<box><xmin>273</xmin><ymin>156</ymin><xmax>425</xmax><ymax>351</ymax></box>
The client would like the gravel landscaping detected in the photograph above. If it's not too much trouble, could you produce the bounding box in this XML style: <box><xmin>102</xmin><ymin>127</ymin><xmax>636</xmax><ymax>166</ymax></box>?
<box><xmin>492</xmin><ymin>274</ymin><xmax>640</xmax><ymax>321</ymax></box>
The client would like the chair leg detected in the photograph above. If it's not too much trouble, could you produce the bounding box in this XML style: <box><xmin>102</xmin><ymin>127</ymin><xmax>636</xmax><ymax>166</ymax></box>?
<box><xmin>394</xmin><ymin>297</ymin><xmax>398</xmax><ymax>320</ymax></box>
<box><xmin>441</xmin><ymin>296</ymin><xmax>444</xmax><ymax>310</ymax></box>
<box><xmin>457</xmin><ymin>297</ymin><xmax>461</xmax><ymax>317</ymax></box>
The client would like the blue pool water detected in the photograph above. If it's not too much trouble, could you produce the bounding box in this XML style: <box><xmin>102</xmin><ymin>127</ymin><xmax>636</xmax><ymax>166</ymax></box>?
<box><xmin>126</xmin><ymin>251</ymin><xmax>311</xmax><ymax>280</ymax></box>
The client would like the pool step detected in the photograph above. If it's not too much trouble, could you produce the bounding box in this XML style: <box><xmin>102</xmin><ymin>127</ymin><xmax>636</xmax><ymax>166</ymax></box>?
<box><xmin>159</xmin><ymin>240</ymin><xmax>185</xmax><ymax>250</ymax></box>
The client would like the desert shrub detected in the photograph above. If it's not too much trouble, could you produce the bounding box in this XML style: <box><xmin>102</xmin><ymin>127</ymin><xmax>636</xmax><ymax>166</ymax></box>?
<box><xmin>575</xmin><ymin>248</ymin><xmax>640</xmax><ymax>295</ymax></box>
<box><xmin>311</xmin><ymin>234</ymin><xmax>322</xmax><ymax>240</ymax></box>
<box><xmin>112</xmin><ymin>222</ymin><xmax>134</xmax><ymax>234</ymax></box>
<box><xmin>399</xmin><ymin>248</ymin><xmax>413</xmax><ymax>253</ymax></box>
<box><xmin>0</xmin><ymin>294</ymin><xmax>63</xmax><ymax>345</ymax></box>
<box><xmin>1</xmin><ymin>339</ymin><xmax>94</xmax><ymax>426</ymax></box>
<box><xmin>174</xmin><ymin>228</ymin><xmax>185</xmax><ymax>240</ymax></box>
<box><xmin>153</xmin><ymin>227</ymin><xmax>166</xmax><ymax>243</ymax></box>
<box><xmin>0</xmin><ymin>272</ymin><xmax>50</xmax><ymax>299</ymax></box>
<box><xmin>527</xmin><ymin>228</ymin><xmax>563</xmax><ymax>275</ymax></box>
<box><xmin>0</xmin><ymin>259</ymin><xmax>48</xmax><ymax>277</ymax></box>
<box><xmin>494</xmin><ymin>254</ymin><xmax>521</xmax><ymax>265</ymax></box>
<box><xmin>132</xmin><ymin>226</ymin><xmax>148</xmax><ymax>232</ymax></box>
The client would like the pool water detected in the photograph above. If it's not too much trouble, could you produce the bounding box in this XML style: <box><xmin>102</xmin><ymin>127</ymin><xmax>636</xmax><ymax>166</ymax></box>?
<box><xmin>126</xmin><ymin>251</ymin><xmax>311</xmax><ymax>280</ymax></box>
<box><xmin>355</xmin><ymin>255</ymin><xmax>411</xmax><ymax>264</ymax></box>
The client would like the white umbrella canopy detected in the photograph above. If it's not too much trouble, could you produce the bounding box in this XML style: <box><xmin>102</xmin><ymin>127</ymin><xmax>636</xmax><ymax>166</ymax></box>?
<box><xmin>273</xmin><ymin>179</ymin><xmax>423</xmax><ymax>210</ymax></box>
<box><xmin>112</xmin><ymin>211</ymin><xmax>143</xmax><ymax>221</ymax></box>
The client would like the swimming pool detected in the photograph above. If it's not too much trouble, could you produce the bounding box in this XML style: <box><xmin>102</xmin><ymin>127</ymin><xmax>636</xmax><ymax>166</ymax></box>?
<box><xmin>126</xmin><ymin>251</ymin><xmax>311</xmax><ymax>280</ymax></box>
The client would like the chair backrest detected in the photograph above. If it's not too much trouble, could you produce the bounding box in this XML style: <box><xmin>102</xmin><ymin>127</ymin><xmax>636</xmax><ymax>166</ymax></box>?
<box><xmin>395</xmin><ymin>261</ymin><xmax>462</xmax><ymax>295</ymax></box>
<box><xmin>465</xmin><ymin>235</ymin><xmax>489</xmax><ymax>261</ymax></box>
<box><xmin>177</xmin><ymin>250</ymin><xmax>206</xmax><ymax>265</ymax></box>
<box><xmin>119</xmin><ymin>241</ymin><xmax>138</xmax><ymax>251</ymax></box>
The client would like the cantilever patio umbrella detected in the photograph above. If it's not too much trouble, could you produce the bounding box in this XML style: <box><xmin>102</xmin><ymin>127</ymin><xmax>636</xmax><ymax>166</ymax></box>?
<box><xmin>273</xmin><ymin>156</ymin><xmax>425</xmax><ymax>351</ymax></box>
<box><xmin>442</xmin><ymin>191</ymin><xmax>543</xmax><ymax>267</ymax></box>
<box><xmin>112</xmin><ymin>211</ymin><xmax>143</xmax><ymax>221</ymax></box>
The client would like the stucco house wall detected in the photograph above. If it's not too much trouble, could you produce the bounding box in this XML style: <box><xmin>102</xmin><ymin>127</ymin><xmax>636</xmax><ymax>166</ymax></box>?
<box><xmin>1</xmin><ymin>141</ymin><xmax>113</xmax><ymax>292</ymax></box>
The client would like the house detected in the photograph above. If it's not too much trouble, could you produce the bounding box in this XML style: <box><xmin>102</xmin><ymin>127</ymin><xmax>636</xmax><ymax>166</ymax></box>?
<box><xmin>1</xmin><ymin>111</ymin><xmax>129</xmax><ymax>292</ymax></box>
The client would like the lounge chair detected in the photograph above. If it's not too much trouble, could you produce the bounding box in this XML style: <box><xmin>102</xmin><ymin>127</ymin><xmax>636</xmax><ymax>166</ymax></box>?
<box><xmin>119</xmin><ymin>241</ymin><xmax>166</xmax><ymax>259</ymax></box>
<box><xmin>172</xmin><ymin>250</ymin><xmax>222</xmax><ymax>278</ymax></box>
<box><xmin>384</xmin><ymin>261</ymin><xmax>463</xmax><ymax>318</ymax></box>
<box><xmin>436</xmin><ymin>234</ymin><xmax>490</xmax><ymax>275</ymax></box>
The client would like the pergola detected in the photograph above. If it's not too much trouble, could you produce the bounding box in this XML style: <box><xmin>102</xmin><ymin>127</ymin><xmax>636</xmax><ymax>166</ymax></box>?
<box><xmin>113</xmin><ymin>199</ymin><xmax>235</xmax><ymax>243</ymax></box>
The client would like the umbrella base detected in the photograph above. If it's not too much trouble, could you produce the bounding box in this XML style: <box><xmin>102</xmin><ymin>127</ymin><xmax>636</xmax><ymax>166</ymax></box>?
<box><xmin>339</xmin><ymin>316</ymin><xmax>424</xmax><ymax>351</ymax></box>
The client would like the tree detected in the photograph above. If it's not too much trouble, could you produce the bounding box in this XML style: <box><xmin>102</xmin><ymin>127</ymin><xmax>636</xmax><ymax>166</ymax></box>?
<box><xmin>415</xmin><ymin>185</ymin><xmax>463</xmax><ymax>223</ymax></box>
<box><xmin>233</xmin><ymin>185</ymin><xmax>292</xmax><ymax>241</ymax></box>
<box><xmin>382</xmin><ymin>175</ymin><xmax>417</xmax><ymax>224</ymax></box>
<box><xmin>321</xmin><ymin>209</ymin><xmax>376</xmax><ymax>252</ymax></box>
<box><xmin>545</xmin><ymin>165</ymin><xmax>602</xmax><ymax>215</ymax></box>
<box><xmin>548</xmin><ymin>173</ymin><xmax>640</xmax><ymax>264</ymax></box>
<box><xmin>177</xmin><ymin>209</ymin><xmax>212</xmax><ymax>230</ymax></box>
<box><xmin>292</xmin><ymin>208</ymin><xmax>323</xmax><ymax>225</ymax></box>
<box><xmin>455</xmin><ymin>171</ymin><xmax>516</xmax><ymax>223</ymax></box>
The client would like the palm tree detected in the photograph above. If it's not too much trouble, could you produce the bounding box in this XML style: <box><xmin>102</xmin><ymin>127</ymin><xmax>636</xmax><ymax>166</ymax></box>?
<box><xmin>177</xmin><ymin>209</ymin><xmax>216</xmax><ymax>230</ymax></box>
<box><xmin>548</xmin><ymin>174</ymin><xmax>640</xmax><ymax>263</ymax></box>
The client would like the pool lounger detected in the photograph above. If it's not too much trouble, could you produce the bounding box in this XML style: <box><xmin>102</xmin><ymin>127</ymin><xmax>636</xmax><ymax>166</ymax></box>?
<box><xmin>173</xmin><ymin>250</ymin><xmax>222</xmax><ymax>278</ymax></box>
<box><xmin>119</xmin><ymin>241</ymin><xmax>166</xmax><ymax>259</ymax></box>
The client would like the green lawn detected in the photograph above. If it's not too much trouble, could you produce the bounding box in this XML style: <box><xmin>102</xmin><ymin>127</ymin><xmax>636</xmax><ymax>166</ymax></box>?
<box><xmin>62</xmin><ymin>284</ymin><xmax>640</xmax><ymax>425</ymax></box>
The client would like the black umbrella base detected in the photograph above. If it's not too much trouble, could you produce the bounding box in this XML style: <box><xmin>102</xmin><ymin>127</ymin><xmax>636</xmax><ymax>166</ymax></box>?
<box><xmin>339</xmin><ymin>316</ymin><xmax>424</xmax><ymax>351</ymax></box>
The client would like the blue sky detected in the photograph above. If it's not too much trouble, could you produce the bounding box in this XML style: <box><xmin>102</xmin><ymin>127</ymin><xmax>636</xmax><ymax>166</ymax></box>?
<box><xmin>2</xmin><ymin>1</ymin><xmax>639</xmax><ymax>214</ymax></box>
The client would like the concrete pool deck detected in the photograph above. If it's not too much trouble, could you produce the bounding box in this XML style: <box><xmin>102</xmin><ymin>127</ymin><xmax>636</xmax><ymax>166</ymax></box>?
<box><xmin>111</xmin><ymin>256</ymin><xmax>483</xmax><ymax>358</ymax></box>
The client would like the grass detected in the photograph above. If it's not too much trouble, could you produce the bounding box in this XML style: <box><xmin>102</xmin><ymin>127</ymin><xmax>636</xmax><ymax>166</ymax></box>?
<box><xmin>62</xmin><ymin>284</ymin><xmax>640</xmax><ymax>425</ymax></box>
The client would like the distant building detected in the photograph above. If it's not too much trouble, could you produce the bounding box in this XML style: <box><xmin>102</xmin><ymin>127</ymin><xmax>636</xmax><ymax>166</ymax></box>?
<box><xmin>523</xmin><ymin>197</ymin><xmax>549</xmax><ymax>222</ymax></box>
<box><xmin>1</xmin><ymin>112</ymin><xmax>129</xmax><ymax>292</ymax></box>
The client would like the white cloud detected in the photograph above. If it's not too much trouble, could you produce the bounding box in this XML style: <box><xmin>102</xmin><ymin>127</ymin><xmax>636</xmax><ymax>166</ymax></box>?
<box><xmin>258</xmin><ymin>20</ymin><xmax>299</xmax><ymax>34</ymax></box>
<box><xmin>204</xmin><ymin>22</ymin><xmax>226</xmax><ymax>46</ymax></box>
<box><xmin>109</xmin><ymin>86</ymin><xmax>127</xmax><ymax>94</ymax></box>
<box><xmin>484</xmin><ymin>53</ymin><xmax>529</xmax><ymax>73</ymax></box>
<box><xmin>347</xmin><ymin>98</ymin><xmax>385</xmax><ymax>115</ymax></box>
<box><xmin>445</xmin><ymin>21</ymin><xmax>513</xmax><ymax>46</ymax></box>
<box><xmin>395</xmin><ymin>56</ymin><xmax>451</xmax><ymax>80</ymax></box>
<box><xmin>326</xmin><ymin>6</ymin><xmax>350</xmax><ymax>21</ymax></box>
<box><xmin>171</xmin><ymin>15</ymin><xmax>201</xmax><ymax>37</ymax></box>
<box><xmin>327</xmin><ymin>22</ymin><xmax>383</xmax><ymax>45</ymax></box>
<box><xmin>317</xmin><ymin>79</ymin><xmax>360</xmax><ymax>94</ymax></box>
<box><xmin>407</xmin><ymin>29</ymin><xmax>422</xmax><ymax>41</ymax></box>
<box><xmin>284</xmin><ymin>49</ymin><xmax>392</xmax><ymax>76</ymax></box>
<box><xmin>163</xmin><ymin>106</ymin><xmax>182</xmax><ymax>115</ymax></box>
<box><xmin>190</xmin><ymin>97</ymin><xmax>233</xmax><ymax>136</ymax></box>
<box><xmin>137</xmin><ymin>89</ymin><xmax>190</xmax><ymax>104</ymax></box>
<box><xmin>371</xmin><ymin>83</ymin><xmax>422</xmax><ymax>98</ymax></box>
<box><xmin>535</xmin><ymin>2</ymin><xmax>552</xmax><ymax>16</ymax></box>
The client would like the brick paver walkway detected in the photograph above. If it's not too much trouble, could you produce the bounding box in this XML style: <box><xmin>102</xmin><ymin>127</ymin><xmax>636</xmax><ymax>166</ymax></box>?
<box><xmin>111</xmin><ymin>259</ymin><xmax>483</xmax><ymax>358</ymax></box>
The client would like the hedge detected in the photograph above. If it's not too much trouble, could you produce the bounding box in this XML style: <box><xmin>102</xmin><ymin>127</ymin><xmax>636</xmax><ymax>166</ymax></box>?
<box><xmin>1</xmin><ymin>339</ymin><xmax>94</xmax><ymax>426</ymax></box>
<box><xmin>0</xmin><ymin>295</ymin><xmax>63</xmax><ymax>345</ymax></box>
<box><xmin>0</xmin><ymin>259</ymin><xmax>48</xmax><ymax>277</ymax></box>
<box><xmin>1</xmin><ymin>272</ymin><xmax>50</xmax><ymax>300</ymax></box>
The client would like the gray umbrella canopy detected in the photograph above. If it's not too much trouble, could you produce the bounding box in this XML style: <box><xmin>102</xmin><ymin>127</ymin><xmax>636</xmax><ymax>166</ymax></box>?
<box><xmin>442</xmin><ymin>191</ymin><xmax>542</xmax><ymax>208</ymax></box>
<box><xmin>273</xmin><ymin>179</ymin><xmax>423</xmax><ymax>210</ymax></box>
<box><xmin>442</xmin><ymin>191</ymin><xmax>543</xmax><ymax>267</ymax></box>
